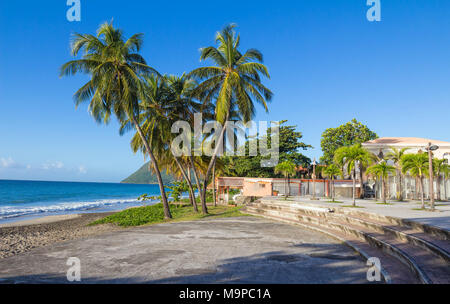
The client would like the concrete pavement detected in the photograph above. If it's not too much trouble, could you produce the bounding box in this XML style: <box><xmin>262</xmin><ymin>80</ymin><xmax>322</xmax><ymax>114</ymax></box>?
<box><xmin>0</xmin><ymin>217</ymin><xmax>371</xmax><ymax>284</ymax></box>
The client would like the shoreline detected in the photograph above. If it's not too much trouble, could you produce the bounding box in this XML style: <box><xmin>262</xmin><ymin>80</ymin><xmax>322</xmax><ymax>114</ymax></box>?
<box><xmin>0</xmin><ymin>214</ymin><xmax>82</xmax><ymax>228</ymax></box>
<box><xmin>0</xmin><ymin>212</ymin><xmax>121</xmax><ymax>259</ymax></box>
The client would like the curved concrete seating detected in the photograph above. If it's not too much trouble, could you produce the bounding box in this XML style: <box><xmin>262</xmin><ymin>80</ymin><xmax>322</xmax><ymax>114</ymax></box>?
<box><xmin>243</xmin><ymin>199</ymin><xmax>450</xmax><ymax>284</ymax></box>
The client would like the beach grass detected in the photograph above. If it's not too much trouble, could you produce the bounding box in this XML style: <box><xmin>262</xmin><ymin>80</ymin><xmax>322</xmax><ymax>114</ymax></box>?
<box><xmin>90</xmin><ymin>203</ymin><xmax>248</xmax><ymax>227</ymax></box>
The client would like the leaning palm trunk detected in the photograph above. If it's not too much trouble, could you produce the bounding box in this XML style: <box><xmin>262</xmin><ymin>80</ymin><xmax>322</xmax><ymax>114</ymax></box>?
<box><xmin>189</xmin><ymin>155</ymin><xmax>206</xmax><ymax>214</ymax></box>
<box><xmin>200</xmin><ymin>115</ymin><xmax>230</xmax><ymax>214</ymax></box>
<box><xmin>173</xmin><ymin>156</ymin><xmax>198</xmax><ymax>212</ymax></box>
<box><xmin>132</xmin><ymin>116</ymin><xmax>172</xmax><ymax>219</ymax></box>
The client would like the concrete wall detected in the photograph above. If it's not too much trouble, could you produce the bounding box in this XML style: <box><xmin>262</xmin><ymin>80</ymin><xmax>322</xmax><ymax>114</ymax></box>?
<box><xmin>243</xmin><ymin>180</ymin><xmax>273</xmax><ymax>197</ymax></box>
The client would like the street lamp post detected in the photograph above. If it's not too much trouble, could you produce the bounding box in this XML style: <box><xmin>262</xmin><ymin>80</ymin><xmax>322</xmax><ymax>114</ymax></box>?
<box><xmin>425</xmin><ymin>143</ymin><xmax>439</xmax><ymax>211</ymax></box>
<box><xmin>312</xmin><ymin>158</ymin><xmax>317</xmax><ymax>200</ymax></box>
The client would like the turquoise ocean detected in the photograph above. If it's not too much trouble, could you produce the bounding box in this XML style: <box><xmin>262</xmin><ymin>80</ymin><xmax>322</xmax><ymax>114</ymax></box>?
<box><xmin>0</xmin><ymin>180</ymin><xmax>163</xmax><ymax>223</ymax></box>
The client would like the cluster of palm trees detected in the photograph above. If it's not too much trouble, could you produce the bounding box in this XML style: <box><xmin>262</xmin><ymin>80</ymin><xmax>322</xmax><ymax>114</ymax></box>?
<box><xmin>322</xmin><ymin>144</ymin><xmax>450</xmax><ymax>209</ymax></box>
<box><xmin>60</xmin><ymin>22</ymin><xmax>272</xmax><ymax>219</ymax></box>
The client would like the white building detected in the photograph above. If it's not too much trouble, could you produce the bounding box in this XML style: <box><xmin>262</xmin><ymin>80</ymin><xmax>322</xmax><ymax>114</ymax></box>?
<box><xmin>362</xmin><ymin>137</ymin><xmax>450</xmax><ymax>161</ymax></box>
<box><xmin>362</xmin><ymin>137</ymin><xmax>450</xmax><ymax>200</ymax></box>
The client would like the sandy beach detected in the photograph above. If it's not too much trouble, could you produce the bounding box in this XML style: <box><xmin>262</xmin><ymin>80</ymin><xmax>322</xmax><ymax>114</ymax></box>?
<box><xmin>0</xmin><ymin>212</ymin><xmax>121</xmax><ymax>259</ymax></box>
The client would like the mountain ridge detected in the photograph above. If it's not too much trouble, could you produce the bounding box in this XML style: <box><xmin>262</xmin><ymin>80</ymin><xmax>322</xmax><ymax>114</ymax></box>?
<box><xmin>121</xmin><ymin>162</ymin><xmax>175</xmax><ymax>184</ymax></box>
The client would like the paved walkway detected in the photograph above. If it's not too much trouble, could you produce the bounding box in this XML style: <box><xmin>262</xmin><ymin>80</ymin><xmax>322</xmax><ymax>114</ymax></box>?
<box><xmin>284</xmin><ymin>197</ymin><xmax>450</xmax><ymax>231</ymax></box>
<box><xmin>0</xmin><ymin>217</ymin><xmax>371</xmax><ymax>284</ymax></box>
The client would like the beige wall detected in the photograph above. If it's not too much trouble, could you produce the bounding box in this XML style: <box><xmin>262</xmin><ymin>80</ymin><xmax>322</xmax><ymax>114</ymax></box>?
<box><xmin>243</xmin><ymin>180</ymin><xmax>273</xmax><ymax>196</ymax></box>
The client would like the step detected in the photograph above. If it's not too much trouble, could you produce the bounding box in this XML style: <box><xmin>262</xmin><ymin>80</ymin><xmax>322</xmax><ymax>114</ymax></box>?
<box><xmin>244</xmin><ymin>206</ymin><xmax>420</xmax><ymax>284</ymax></box>
<box><xmin>244</xmin><ymin>204</ymin><xmax>450</xmax><ymax>284</ymax></box>
<box><xmin>259</xmin><ymin>199</ymin><xmax>450</xmax><ymax>241</ymax></box>
<box><xmin>245</xmin><ymin>205</ymin><xmax>433</xmax><ymax>283</ymax></box>
<box><xmin>250</xmin><ymin>201</ymin><xmax>450</xmax><ymax>263</ymax></box>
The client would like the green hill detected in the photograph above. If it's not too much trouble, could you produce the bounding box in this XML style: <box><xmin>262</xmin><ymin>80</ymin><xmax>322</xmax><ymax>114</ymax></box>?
<box><xmin>121</xmin><ymin>162</ymin><xmax>175</xmax><ymax>184</ymax></box>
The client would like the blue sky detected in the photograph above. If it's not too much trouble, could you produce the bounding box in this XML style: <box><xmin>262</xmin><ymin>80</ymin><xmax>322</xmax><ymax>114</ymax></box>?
<box><xmin>1</xmin><ymin>0</ymin><xmax>450</xmax><ymax>182</ymax></box>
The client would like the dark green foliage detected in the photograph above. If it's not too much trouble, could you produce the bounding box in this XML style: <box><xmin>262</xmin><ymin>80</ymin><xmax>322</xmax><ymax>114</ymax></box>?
<box><xmin>90</xmin><ymin>203</ymin><xmax>246</xmax><ymax>227</ymax></box>
<box><xmin>320</xmin><ymin>119</ymin><xmax>378</xmax><ymax>164</ymax></box>
<box><xmin>167</xmin><ymin>181</ymin><xmax>191</xmax><ymax>201</ymax></box>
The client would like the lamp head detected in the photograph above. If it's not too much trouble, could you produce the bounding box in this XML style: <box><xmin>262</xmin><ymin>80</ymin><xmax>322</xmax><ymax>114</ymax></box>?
<box><xmin>425</xmin><ymin>144</ymin><xmax>439</xmax><ymax>151</ymax></box>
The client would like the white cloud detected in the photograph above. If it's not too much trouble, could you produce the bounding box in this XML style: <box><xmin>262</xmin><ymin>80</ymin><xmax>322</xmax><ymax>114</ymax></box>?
<box><xmin>1</xmin><ymin>157</ymin><xmax>15</xmax><ymax>168</ymax></box>
<box><xmin>0</xmin><ymin>157</ymin><xmax>24</xmax><ymax>169</ymax></box>
<box><xmin>42</xmin><ymin>161</ymin><xmax>64</xmax><ymax>170</ymax></box>
<box><xmin>78</xmin><ymin>165</ymin><xmax>87</xmax><ymax>174</ymax></box>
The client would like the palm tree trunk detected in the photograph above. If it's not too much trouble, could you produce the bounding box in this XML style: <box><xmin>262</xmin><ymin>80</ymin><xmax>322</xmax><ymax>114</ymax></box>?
<box><xmin>212</xmin><ymin>160</ymin><xmax>217</xmax><ymax>207</ymax></box>
<box><xmin>189</xmin><ymin>155</ymin><xmax>207</xmax><ymax>214</ymax></box>
<box><xmin>284</xmin><ymin>176</ymin><xmax>288</xmax><ymax>200</ymax></box>
<box><xmin>419</xmin><ymin>176</ymin><xmax>425</xmax><ymax>209</ymax></box>
<box><xmin>436</xmin><ymin>174</ymin><xmax>441</xmax><ymax>201</ymax></box>
<box><xmin>287</xmin><ymin>174</ymin><xmax>291</xmax><ymax>197</ymax></box>
<box><xmin>352</xmin><ymin>168</ymin><xmax>356</xmax><ymax>206</ymax></box>
<box><xmin>173</xmin><ymin>156</ymin><xmax>198</xmax><ymax>212</ymax></box>
<box><xmin>332</xmin><ymin>178</ymin><xmax>335</xmax><ymax>202</ymax></box>
<box><xmin>359</xmin><ymin>163</ymin><xmax>365</xmax><ymax>199</ymax></box>
<box><xmin>200</xmin><ymin>113</ymin><xmax>230</xmax><ymax>214</ymax></box>
<box><xmin>131</xmin><ymin>116</ymin><xmax>172</xmax><ymax>219</ymax></box>
<box><xmin>382</xmin><ymin>176</ymin><xmax>387</xmax><ymax>204</ymax></box>
<box><xmin>398</xmin><ymin>170</ymin><xmax>404</xmax><ymax>201</ymax></box>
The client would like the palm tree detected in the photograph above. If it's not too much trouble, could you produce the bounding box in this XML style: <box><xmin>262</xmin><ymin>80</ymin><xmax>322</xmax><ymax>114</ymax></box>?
<box><xmin>366</xmin><ymin>161</ymin><xmax>396</xmax><ymax>204</ymax></box>
<box><xmin>188</xmin><ymin>24</ymin><xmax>273</xmax><ymax>213</ymax></box>
<box><xmin>401</xmin><ymin>153</ymin><xmax>429</xmax><ymax>209</ymax></box>
<box><xmin>433</xmin><ymin>158</ymin><xmax>448</xmax><ymax>201</ymax></box>
<box><xmin>121</xmin><ymin>74</ymin><xmax>204</xmax><ymax>213</ymax></box>
<box><xmin>386</xmin><ymin>147</ymin><xmax>409</xmax><ymax>201</ymax></box>
<box><xmin>334</xmin><ymin>144</ymin><xmax>372</xmax><ymax>206</ymax></box>
<box><xmin>275</xmin><ymin>161</ymin><xmax>296</xmax><ymax>199</ymax></box>
<box><xmin>60</xmin><ymin>22</ymin><xmax>172</xmax><ymax>219</ymax></box>
<box><xmin>323</xmin><ymin>164</ymin><xmax>341</xmax><ymax>202</ymax></box>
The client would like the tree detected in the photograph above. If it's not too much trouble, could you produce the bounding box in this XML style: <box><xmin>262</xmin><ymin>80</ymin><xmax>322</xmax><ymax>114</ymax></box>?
<box><xmin>274</xmin><ymin>161</ymin><xmax>296</xmax><ymax>199</ymax></box>
<box><xmin>433</xmin><ymin>158</ymin><xmax>448</xmax><ymax>201</ymax></box>
<box><xmin>222</xmin><ymin>121</ymin><xmax>311</xmax><ymax>178</ymax></box>
<box><xmin>60</xmin><ymin>22</ymin><xmax>172</xmax><ymax>219</ymax></box>
<box><xmin>167</xmin><ymin>181</ymin><xmax>190</xmax><ymax>202</ymax></box>
<box><xmin>366</xmin><ymin>161</ymin><xmax>396</xmax><ymax>204</ymax></box>
<box><xmin>322</xmin><ymin>164</ymin><xmax>341</xmax><ymax>202</ymax></box>
<box><xmin>401</xmin><ymin>153</ymin><xmax>429</xmax><ymax>209</ymax></box>
<box><xmin>122</xmin><ymin>74</ymin><xmax>203</xmax><ymax>213</ymax></box>
<box><xmin>320</xmin><ymin>119</ymin><xmax>378</xmax><ymax>165</ymax></box>
<box><xmin>334</xmin><ymin>144</ymin><xmax>372</xmax><ymax>206</ymax></box>
<box><xmin>188</xmin><ymin>24</ymin><xmax>273</xmax><ymax>213</ymax></box>
<box><xmin>385</xmin><ymin>147</ymin><xmax>409</xmax><ymax>201</ymax></box>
